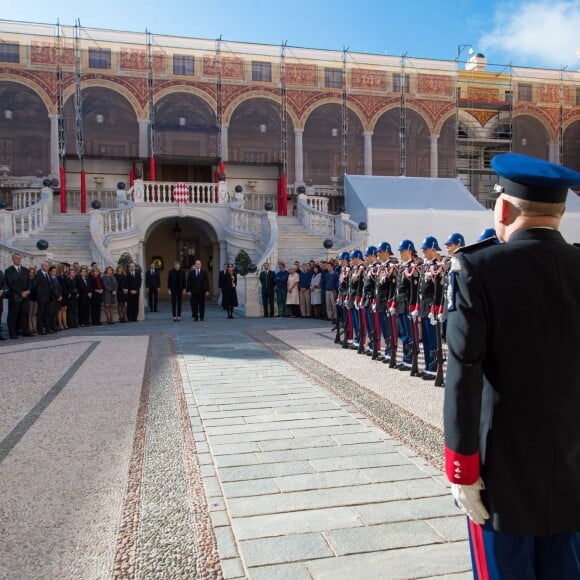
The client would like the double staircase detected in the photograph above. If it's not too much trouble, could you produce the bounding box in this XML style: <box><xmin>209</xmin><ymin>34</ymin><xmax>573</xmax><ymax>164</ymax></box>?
<box><xmin>11</xmin><ymin>212</ymin><xmax>93</xmax><ymax>266</ymax></box>
<box><xmin>276</xmin><ymin>216</ymin><xmax>336</xmax><ymax>265</ymax></box>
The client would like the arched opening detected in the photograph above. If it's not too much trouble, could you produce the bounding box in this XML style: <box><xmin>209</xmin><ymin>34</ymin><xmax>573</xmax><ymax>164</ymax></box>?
<box><xmin>0</xmin><ymin>81</ymin><xmax>50</xmax><ymax>177</ymax></box>
<box><xmin>563</xmin><ymin>120</ymin><xmax>580</xmax><ymax>177</ymax></box>
<box><xmin>144</xmin><ymin>216</ymin><xmax>220</xmax><ymax>298</ymax></box>
<box><xmin>154</xmin><ymin>92</ymin><xmax>218</xmax><ymax>182</ymax></box>
<box><xmin>228</xmin><ymin>97</ymin><xmax>294</xmax><ymax>187</ymax></box>
<box><xmin>303</xmin><ymin>103</ymin><xmax>364</xmax><ymax>185</ymax></box>
<box><xmin>512</xmin><ymin>115</ymin><xmax>549</xmax><ymax>160</ymax></box>
<box><xmin>64</xmin><ymin>87</ymin><xmax>138</xmax><ymax>159</ymax></box>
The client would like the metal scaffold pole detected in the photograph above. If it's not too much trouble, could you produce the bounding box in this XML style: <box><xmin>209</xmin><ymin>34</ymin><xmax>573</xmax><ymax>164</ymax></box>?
<box><xmin>399</xmin><ymin>52</ymin><xmax>407</xmax><ymax>176</ymax></box>
<box><xmin>559</xmin><ymin>67</ymin><xmax>566</xmax><ymax>165</ymax></box>
<box><xmin>279</xmin><ymin>41</ymin><xmax>288</xmax><ymax>216</ymax></box>
<box><xmin>147</xmin><ymin>30</ymin><xmax>156</xmax><ymax>181</ymax></box>
<box><xmin>216</xmin><ymin>35</ymin><xmax>223</xmax><ymax>162</ymax></box>
<box><xmin>341</xmin><ymin>47</ymin><xmax>349</xmax><ymax>180</ymax></box>
<box><xmin>73</xmin><ymin>19</ymin><xmax>86</xmax><ymax>212</ymax></box>
<box><xmin>56</xmin><ymin>20</ymin><xmax>67</xmax><ymax>212</ymax></box>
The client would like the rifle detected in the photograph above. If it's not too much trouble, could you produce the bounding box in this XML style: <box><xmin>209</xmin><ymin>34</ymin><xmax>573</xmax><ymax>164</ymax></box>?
<box><xmin>387</xmin><ymin>305</ymin><xmax>398</xmax><ymax>368</ymax></box>
<box><xmin>371</xmin><ymin>305</ymin><xmax>379</xmax><ymax>360</ymax></box>
<box><xmin>342</xmin><ymin>298</ymin><xmax>350</xmax><ymax>349</ymax></box>
<box><xmin>408</xmin><ymin>311</ymin><xmax>420</xmax><ymax>376</ymax></box>
<box><xmin>357</xmin><ymin>300</ymin><xmax>366</xmax><ymax>354</ymax></box>
<box><xmin>434</xmin><ymin>320</ymin><xmax>445</xmax><ymax>386</ymax></box>
<box><xmin>334</xmin><ymin>296</ymin><xmax>342</xmax><ymax>344</ymax></box>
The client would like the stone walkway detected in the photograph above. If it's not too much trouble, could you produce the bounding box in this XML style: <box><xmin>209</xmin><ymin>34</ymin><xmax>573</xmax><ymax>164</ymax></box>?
<box><xmin>0</xmin><ymin>304</ymin><xmax>472</xmax><ymax>580</ymax></box>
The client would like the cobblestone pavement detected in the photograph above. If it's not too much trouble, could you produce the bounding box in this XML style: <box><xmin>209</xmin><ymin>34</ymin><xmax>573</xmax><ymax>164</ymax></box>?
<box><xmin>0</xmin><ymin>303</ymin><xmax>471</xmax><ymax>580</ymax></box>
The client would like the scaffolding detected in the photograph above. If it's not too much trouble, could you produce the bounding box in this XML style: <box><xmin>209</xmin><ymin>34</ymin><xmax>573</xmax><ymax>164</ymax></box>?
<box><xmin>215</xmin><ymin>35</ymin><xmax>223</xmax><ymax>161</ymax></box>
<box><xmin>341</xmin><ymin>48</ymin><xmax>349</xmax><ymax>180</ymax></box>
<box><xmin>399</xmin><ymin>53</ymin><xmax>407</xmax><ymax>176</ymax></box>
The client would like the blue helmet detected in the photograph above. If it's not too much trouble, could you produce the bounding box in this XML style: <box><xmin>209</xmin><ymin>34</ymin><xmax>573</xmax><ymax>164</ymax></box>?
<box><xmin>397</xmin><ymin>239</ymin><xmax>416</xmax><ymax>253</ymax></box>
<box><xmin>338</xmin><ymin>251</ymin><xmax>350</xmax><ymax>261</ymax></box>
<box><xmin>350</xmin><ymin>249</ymin><xmax>364</xmax><ymax>260</ymax></box>
<box><xmin>365</xmin><ymin>245</ymin><xmax>378</xmax><ymax>257</ymax></box>
<box><xmin>445</xmin><ymin>232</ymin><xmax>465</xmax><ymax>247</ymax></box>
<box><xmin>478</xmin><ymin>228</ymin><xmax>498</xmax><ymax>243</ymax></box>
<box><xmin>377</xmin><ymin>241</ymin><xmax>393</xmax><ymax>254</ymax></box>
<box><xmin>420</xmin><ymin>236</ymin><xmax>441</xmax><ymax>251</ymax></box>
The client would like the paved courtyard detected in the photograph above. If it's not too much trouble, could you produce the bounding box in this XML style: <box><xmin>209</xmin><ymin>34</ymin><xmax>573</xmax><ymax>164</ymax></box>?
<box><xmin>0</xmin><ymin>303</ymin><xmax>472</xmax><ymax>580</ymax></box>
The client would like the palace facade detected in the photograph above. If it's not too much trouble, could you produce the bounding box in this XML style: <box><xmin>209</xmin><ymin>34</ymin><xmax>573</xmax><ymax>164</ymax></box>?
<box><xmin>1</xmin><ymin>19</ymin><xmax>579</xmax><ymax>203</ymax></box>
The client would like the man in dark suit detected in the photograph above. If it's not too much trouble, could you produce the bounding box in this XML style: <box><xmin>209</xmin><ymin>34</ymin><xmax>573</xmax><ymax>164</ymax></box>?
<box><xmin>126</xmin><ymin>262</ymin><xmax>142</xmax><ymax>322</ymax></box>
<box><xmin>4</xmin><ymin>252</ymin><xmax>32</xmax><ymax>338</ymax></box>
<box><xmin>259</xmin><ymin>262</ymin><xmax>276</xmax><ymax>317</ymax></box>
<box><xmin>444</xmin><ymin>153</ymin><xmax>580</xmax><ymax>578</ymax></box>
<box><xmin>35</xmin><ymin>261</ymin><xmax>54</xmax><ymax>334</ymax></box>
<box><xmin>186</xmin><ymin>259</ymin><xmax>209</xmax><ymax>321</ymax></box>
<box><xmin>145</xmin><ymin>261</ymin><xmax>161</xmax><ymax>312</ymax></box>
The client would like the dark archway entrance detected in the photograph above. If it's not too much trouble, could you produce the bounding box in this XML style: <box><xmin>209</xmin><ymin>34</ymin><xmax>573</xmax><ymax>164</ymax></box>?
<box><xmin>144</xmin><ymin>216</ymin><xmax>220</xmax><ymax>298</ymax></box>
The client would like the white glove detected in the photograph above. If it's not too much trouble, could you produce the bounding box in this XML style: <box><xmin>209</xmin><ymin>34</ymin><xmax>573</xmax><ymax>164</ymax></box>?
<box><xmin>410</xmin><ymin>310</ymin><xmax>419</xmax><ymax>321</ymax></box>
<box><xmin>389</xmin><ymin>307</ymin><xmax>397</xmax><ymax>315</ymax></box>
<box><xmin>451</xmin><ymin>477</ymin><xmax>490</xmax><ymax>525</ymax></box>
<box><xmin>438</xmin><ymin>312</ymin><xmax>445</xmax><ymax>323</ymax></box>
<box><xmin>428</xmin><ymin>312</ymin><xmax>437</xmax><ymax>325</ymax></box>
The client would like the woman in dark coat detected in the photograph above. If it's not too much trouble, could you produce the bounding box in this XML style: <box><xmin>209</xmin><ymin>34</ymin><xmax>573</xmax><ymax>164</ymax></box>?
<box><xmin>221</xmin><ymin>263</ymin><xmax>238</xmax><ymax>319</ymax></box>
<box><xmin>77</xmin><ymin>266</ymin><xmax>92</xmax><ymax>327</ymax></box>
<box><xmin>114</xmin><ymin>265</ymin><xmax>128</xmax><ymax>323</ymax></box>
<box><xmin>89</xmin><ymin>268</ymin><xmax>104</xmax><ymax>325</ymax></box>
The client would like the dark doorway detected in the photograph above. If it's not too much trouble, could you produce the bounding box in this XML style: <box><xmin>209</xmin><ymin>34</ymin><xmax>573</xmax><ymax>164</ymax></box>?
<box><xmin>156</xmin><ymin>164</ymin><xmax>212</xmax><ymax>182</ymax></box>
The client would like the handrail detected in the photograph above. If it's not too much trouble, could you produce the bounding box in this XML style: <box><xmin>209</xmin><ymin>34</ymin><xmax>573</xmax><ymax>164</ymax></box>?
<box><xmin>0</xmin><ymin>187</ymin><xmax>53</xmax><ymax>242</ymax></box>
<box><xmin>0</xmin><ymin>241</ymin><xmax>47</xmax><ymax>269</ymax></box>
<box><xmin>296</xmin><ymin>193</ymin><xmax>335</xmax><ymax>237</ymax></box>
<box><xmin>89</xmin><ymin>199</ymin><xmax>138</xmax><ymax>270</ymax></box>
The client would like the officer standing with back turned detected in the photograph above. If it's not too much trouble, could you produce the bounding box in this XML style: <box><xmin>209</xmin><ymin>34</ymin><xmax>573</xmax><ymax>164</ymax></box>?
<box><xmin>443</xmin><ymin>153</ymin><xmax>580</xmax><ymax>579</ymax></box>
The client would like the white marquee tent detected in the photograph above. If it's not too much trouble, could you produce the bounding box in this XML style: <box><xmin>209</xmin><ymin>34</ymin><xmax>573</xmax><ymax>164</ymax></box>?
<box><xmin>343</xmin><ymin>174</ymin><xmax>580</xmax><ymax>248</ymax></box>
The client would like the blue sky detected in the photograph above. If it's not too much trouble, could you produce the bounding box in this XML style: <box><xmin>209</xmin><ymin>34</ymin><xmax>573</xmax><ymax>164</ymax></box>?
<box><xmin>2</xmin><ymin>0</ymin><xmax>579</xmax><ymax>69</ymax></box>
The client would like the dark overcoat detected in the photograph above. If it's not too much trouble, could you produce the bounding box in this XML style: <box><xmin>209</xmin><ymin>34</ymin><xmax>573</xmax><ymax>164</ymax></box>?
<box><xmin>444</xmin><ymin>228</ymin><xmax>580</xmax><ymax>535</ymax></box>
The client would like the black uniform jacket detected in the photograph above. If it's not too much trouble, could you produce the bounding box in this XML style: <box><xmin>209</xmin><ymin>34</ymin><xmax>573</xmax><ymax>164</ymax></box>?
<box><xmin>444</xmin><ymin>228</ymin><xmax>580</xmax><ymax>535</ymax></box>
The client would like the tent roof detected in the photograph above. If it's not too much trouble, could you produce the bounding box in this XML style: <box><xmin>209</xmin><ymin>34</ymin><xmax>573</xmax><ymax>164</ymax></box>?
<box><xmin>344</xmin><ymin>175</ymin><xmax>488</xmax><ymax>212</ymax></box>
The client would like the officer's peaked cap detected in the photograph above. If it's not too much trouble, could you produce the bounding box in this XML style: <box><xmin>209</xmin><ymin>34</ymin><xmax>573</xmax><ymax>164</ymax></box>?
<box><xmin>365</xmin><ymin>245</ymin><xmax>378</xmax><ymax>257</ymax></box>
<box><xmin>397</xmin><ymin>239</ymin><xmax>416</xmax><ymax>252</ymax></box>
<box><xmin>491</xmin><ymin>153</ymin><xmax>580</xmax><ymax>203</ymax></box>
<box><xmin>420</xmin><ymin>236</ymin><xmax>441</xmax><ymax>251</ymax></box>
<box><xmin>350</xmin><ymin>249</ymin><xmax>364</xmax><ymax>260</ymax></box>
<box><xmin>377</xmin><ymin>241</ymin><xmax>393</xmax><ymax>254</ymax></box>
<box><xmin>445</xmin><ymin>232</ymin><xmax>465</xmax><ymax>246</ymax></box>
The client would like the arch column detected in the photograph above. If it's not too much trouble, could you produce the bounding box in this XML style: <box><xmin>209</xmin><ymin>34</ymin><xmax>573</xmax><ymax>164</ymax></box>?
<box><xmin>363</xmin><ymin>131</ymin><xmax>373</xmax><ymax>175</ymax></box>
<box><xmin>430</xmin><ymin>135</ymin><xmax>439</xmax><ymax>177</ymax></box>
<box><xmin>138</xmin><ymin>119</ymin><xmax>149</xmax><ymax>158</ymax></box>
<box><xmin>548</xmin><ymin>141</ymin><xmax>559</xmax><ymax>164</ymax></box>
<box><xmin>221</xmin><ymin>124</ymin><xmax>229</xmax><ymax>162</ymax></box>
<box><xmin>294</xmin><ymin>129</ymin><xmax>304</xmax><ymax>185</ymax></box>
<box><xmin>49</xmin><ymin>114</ymin><xmax>59</xmax><ymax>178</ymax></box>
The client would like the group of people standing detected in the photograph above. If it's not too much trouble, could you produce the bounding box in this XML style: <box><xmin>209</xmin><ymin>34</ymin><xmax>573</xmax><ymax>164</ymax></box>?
<box><xmin>0</xmin><ymin>255</ymin><xmax>142</xmax><ymax>339</ymax></box>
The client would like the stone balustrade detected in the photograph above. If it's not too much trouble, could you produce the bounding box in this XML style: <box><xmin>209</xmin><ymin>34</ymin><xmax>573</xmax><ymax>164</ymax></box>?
<box><xmin>0</xmin><ymin>187</ymin><xmax>53</xmax><ymax>241</ymax></box>
<box><xmin>11</xmin><ymin>189</ymin><xmax>42</xmax><ymax>210</ymax></box>
<box><xmin>296</xmin><ymin>194</ymin><xmax>335</xmax><ymax>238</ymax></box>
<box><xmin>137</xmin><ymin>182</ymin><xmax>222</xmax><ymax>205</ymax></box>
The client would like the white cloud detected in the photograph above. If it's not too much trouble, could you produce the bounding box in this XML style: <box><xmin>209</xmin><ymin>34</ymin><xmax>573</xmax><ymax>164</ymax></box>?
<box><xmin>480</xmin><ymin>1</ymin><xmax>580</xmax><ymax>67</ymax></box>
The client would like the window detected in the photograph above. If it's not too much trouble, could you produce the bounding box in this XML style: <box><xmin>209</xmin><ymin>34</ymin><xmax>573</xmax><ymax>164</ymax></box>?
<box><xmin>518</xmin><ymin>84</ymin><xmax>532</xmax><ymax>102</ymax></box>
<box><xmin>252</xmin><ymin>61</ymin><xmax>272</xmax><ymax>82</ymax></box>
<box><xmin>393</xmin><ymin>73</ymin><xmax>410</xmax><ymax>93</ymax></box>
<box><xmin>173</xmin><ymin>54</ymin><xmax>194</xmax><ymax>76</ymax></box>
<box><xmin>88</xmin><ymin>48</ymin><xmax>111</xmax><ymax>70</ymax></box>
<box><xmin>0</xmin><ymin>43</ymin><xmax>20</xmax><ymax>63</ymax></box>
<box><xmin>325</xmin><ymin>68</ymin><xmax>342</xmax><ymax>89</ymax></box>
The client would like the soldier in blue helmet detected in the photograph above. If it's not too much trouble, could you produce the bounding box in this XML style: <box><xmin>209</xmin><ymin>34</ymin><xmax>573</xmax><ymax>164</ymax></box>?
<box><xmin>394</xmin><ymin>239</ymin><xmax>420</xmax><ymax>370</ymax></box>
<box><xmin>348</xmin><ymin>249</ymin><xmax>365</xmax><ymax>350</ymax></box>
<box><xmin>444</xmin><ymin>153</ymin><xmax>580</xmax><ymax>578</ymax></box>
<box><xmin>376</xmin><ymin>242</ymin><xmax>398</xmax><ymax>363</ymax></box>
<box><xmin>444</xmin><ymin>232</ymin><xmax>465</xmax><ymax>255</ymax></box>
<box><xmin>477</xmin><ymin>227</ymin><xmax>499</xmax><ymax>244</ymax></box>
<box><xmin>418</xmin><ymin>236</ymin><xmax>445</xmax><ymax>381</ymax></box>
<box><xmin>361</xmin><ymin>245</ymin><xmax>380</xmax><ymax>357</ymax></box>
<box><xmin>336</xmin><ymin>251</ymin><xmax>351</xmax><ymax>345</ymax></box>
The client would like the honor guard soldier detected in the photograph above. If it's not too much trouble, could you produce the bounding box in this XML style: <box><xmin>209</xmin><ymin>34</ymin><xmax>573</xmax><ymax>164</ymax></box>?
<box><xmin>440</xmin><ymin>233</ymin><xmax>465</xmax><ymax>343</ymax></box>
<box><xmin>394</xmin><ymin>240</ymin><xmax>420</xmax><ymax>370</ymax></box>
<box><xmin>417</xmin><ymin>236</ymin><xmax>445</xmax><ymax>380</ymax></box>
<box><xmin>336</xmin><ymin>251</ymin><xmax>351</xmax><ymax>346</ymax></box>
<box><xmin>376</xmin><ymin>242</ymin><xmax>397</xmax><ymax>362</ymax></box>
<box><xmin>444</xmin><ymin>153</ymin><xmax>580</xmax><ymax>578</ymax></box>
<box><xmin>362</xmin><ymin>246</ymin><xmax>380</xmax><ymax>357</ymax></box>
<box><xmin>348</xmin><ymin>249</ymin><xmax>365</xmax><ymax>350</ymax></box>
